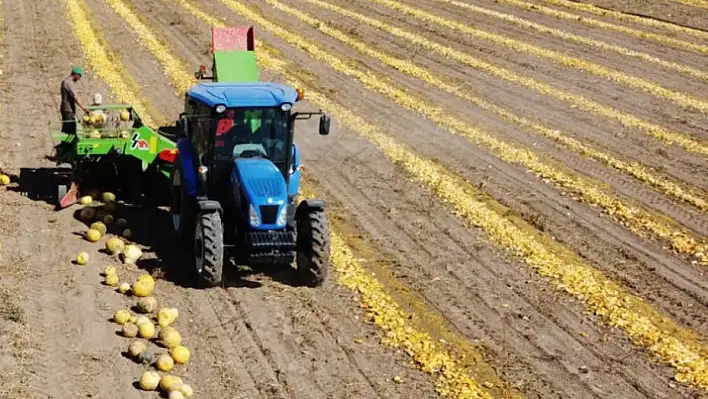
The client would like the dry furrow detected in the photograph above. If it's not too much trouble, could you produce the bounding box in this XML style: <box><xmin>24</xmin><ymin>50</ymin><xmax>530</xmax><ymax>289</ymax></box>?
<box><xmin>102</xmin><ymin>0</ymin><xmax>708</xmax><ymax>396</ymax></box>
<box><xmin>81</xmin><ymin>0</ymin><xmax>507</xmax><ymax>396</ymax></box>
<box><xmin>152</xmin><ymin>0</ymin><xmax>708</xmax><ymax>392</ymax></box>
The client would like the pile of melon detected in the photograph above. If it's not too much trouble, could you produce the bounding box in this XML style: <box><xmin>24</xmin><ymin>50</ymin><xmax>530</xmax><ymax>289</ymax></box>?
<box><xmin>112</xmin><ymin>273</ymin><xmax>194</xmax><ymax>397</ymax></box>
<box><xmin>70</xmin><ymin>191</ymin><xmax>196</xmax><ymax>397</ymax></box>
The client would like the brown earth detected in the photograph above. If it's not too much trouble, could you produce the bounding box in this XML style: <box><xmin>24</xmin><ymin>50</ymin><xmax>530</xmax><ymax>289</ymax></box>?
<box><xmin>1</xmin><ymin>0</ymin><xmax>708</xmax><ymax>398</ymax></box>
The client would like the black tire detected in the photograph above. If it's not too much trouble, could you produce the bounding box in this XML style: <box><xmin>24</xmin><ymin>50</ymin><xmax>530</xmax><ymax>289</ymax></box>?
<box><xmin>195</xmin><ymin>211</ymin><xmax>224</xmax><ymax>287</ymax></box>
<box><xmin>171</xmin><ymin>156</ymin><xmax>196</xmax><ymax>243</ymax></box>
<box><xmin>296</xmin><ymin>206</ymin><xmax>330</xmax><ymax>287</ymax></box>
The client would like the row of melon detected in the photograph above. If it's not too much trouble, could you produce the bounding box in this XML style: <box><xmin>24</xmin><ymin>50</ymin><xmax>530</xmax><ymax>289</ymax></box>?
<box><xmin>109</xmin><ymin>271</ymin><xmax>193</xmax><ymax>398</ymax></box>
<box><xmin>75</xmin><ymin>193</ymin><xmax>194</xmax><ymax>398</ymax></box>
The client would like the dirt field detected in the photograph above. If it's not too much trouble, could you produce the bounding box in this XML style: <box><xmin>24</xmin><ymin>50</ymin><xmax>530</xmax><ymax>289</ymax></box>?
<box><xmin>1</xmin><ymin>0</ymin><xmax>708</xmax><ymax>398</ymax></box>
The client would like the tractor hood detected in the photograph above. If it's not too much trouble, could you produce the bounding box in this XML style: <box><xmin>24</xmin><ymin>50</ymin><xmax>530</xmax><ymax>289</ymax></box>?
<box><xmin>233</xmin><ymin>158</ymin><xmax>288</xmax><ymax>229</ymax></box>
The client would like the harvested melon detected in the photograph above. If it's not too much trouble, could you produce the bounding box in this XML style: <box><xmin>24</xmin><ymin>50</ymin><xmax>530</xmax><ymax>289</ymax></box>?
<box><xmin>102</xmin><ymin>192</ymin><xmax>116</xmax><ymax>203</ymax></box>
<box><xmin>174</xmin><ymin>384</ymin><xmax>193</xmax><ymax>397</ymax></box>
<box><xmin>128</xmin><ymin>340</ymin><xmax>147</xmax><ymax>357</ymax></box>
<box><xmin>122</xmin><ymin>228</ymin><xmax>132</xmax><ymax>239</ymax></box>
<box><xmin>157</xmin><ymin>308</ymin><xmax>175</xmax><ymax>328</ymax></box>
<box><xmin>138</xmin><ymin>321</ymin><xmax>155</xmax><ymax>339</ymax></box>
<box><xmin>79</xmin><ymin>207</ymin><xmax>96</xmax><ymax>222</ymax></box>
<box><xmin>105</xmin><ymin>273</ymin><xmax>119</xmax><ymax>287</ymax></box>
<box><xmin>114</xmin><ymin>309</ymin><xmax>132</xmax><ymax>325</ymax></box>
<box><xmin>137</xmin><ymin>297</ymin><xmax>157</xmax><ymax>313</ymax></box>
<box><xmin>135</xmin><ymin>315</ymin><xmax>150</xmax><ymax>326</ymax></box>
<box><xmin>122</xmin><ymin>245</ymin><xmax>142</xmax><ymax>264</ymax></box>
<box><xmin>131</xmin><ymin>280</ymin><xmax>153</xmax><ymax>298</ymax></box>
<box><xmin>105</xmin><ymin>237</ymin><xmax>125</xmax><ymax>255</ymax></box>
<box><xmin>118</xmin><ymin>282</ymin><xmax>130</xmax><ymax>294</ymax></box>
<box><xmin>138</xmin><ymin>274</ymin><xmax>155</xmax><ymax>285</ymax></box>
<box><xmin>103</xmin><ymin>214</ymin><xmax>114</xmax><ymax>225</ymax></box>
<box><xmin>87</xmin><ymin>129</ymin><xmax>101</xmax><ymax>139</ymax></box>
<box><xmin>119</xmin><ymin>130</ymin><xmax>131</xmax><ymax>139</ymax></box>
<box><xmin>90</xmin><ymin>221</ymin><xmax>107</xmax><ymax>236</ymax></box>
<box><xmin>170</xmin><ymin>345</ymin><xmax>190</xmax><ymax>365</ymax></box>
<box><xmin>76</xmin><ymin>252</ymin><xmax>89</xmax><ymax>265</ymax></box>
<box><xmin>122</xmin><ymin>323</ymin><xmax>138</xmax><ymax>338</ymax></box>
<box><xmin>116</xmin><ymin>218</ymin><xmax>128</xmax><ymax>228</ymax></box>
<box><xmin>104</xmin><ymin>265</ymin><xmax>116</xmax><ymax>276</ymax></box>
<box><xmin>103</xmin><ymin>201</ymin><xmax>116</xmax><ymax>213</ymax></box>
<box><xmin>120</xmin><ymin>110</ymin><xmax>130</xmax><ymax>121</ymax></box>
<box><xmin>137</xmin><ymin>350</ymin><xmax>153</xmax><ymax>365</ymax></box>
<box><xmin>0</xmin><ymin>175</ymin><xmax>9</xmax><ymax>186</ymax></box>
<box><xmin>168</xmin><ymin>391</ymin><xmax>184</xmax><ymax>399</ymax></box>
<box><xmin>160</xmin><ymin>327</ymin><xmax>181</xmax><ymax>349</ymax></box>
<box><xmin>139</xmin><ymin>370</ymin><xmax>160</xmax><ymax>391</ymax></box>
<box><xmin>156</xmin><ymin>353</ymin><xmax>174</xmax><ymax>372</ymax></box>
<box><xmin>86</xmin><ymin>228</ymin><xmax>101</xmax><ymax>242</ymax></box>
<box><xmin>79</xmin><ymin>195</ymin><xmax>93</xmax><ymax>205</ymax></box>
<box><xmin>159</xmin><ymin>375</ymin><xmax>183</xmax><ymax>392</ymax></box>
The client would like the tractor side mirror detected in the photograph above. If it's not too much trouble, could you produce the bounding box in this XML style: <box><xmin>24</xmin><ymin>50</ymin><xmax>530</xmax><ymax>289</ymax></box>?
<box><xmin>319</xmin><ymin>114</ymin><xmax>331</xmax><ymax>136</ymax></box>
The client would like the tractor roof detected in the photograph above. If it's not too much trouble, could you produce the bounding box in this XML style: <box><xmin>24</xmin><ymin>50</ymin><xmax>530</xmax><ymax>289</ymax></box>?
<box><xmin>187</xmin><ymin>82</ymin><xmax>298</xmax><ymax>108</ymax></box>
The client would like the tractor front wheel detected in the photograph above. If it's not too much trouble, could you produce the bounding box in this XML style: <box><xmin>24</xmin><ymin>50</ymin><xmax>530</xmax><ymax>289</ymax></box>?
<box><xmin>295</xmin><ymin>204</ymin><xmax>330</xmax><ymax>287</ymax></box>
<box><xmin>194</xmin><ymin>211</ymin><xmax>224</xmax><ymax>287</ymax></box>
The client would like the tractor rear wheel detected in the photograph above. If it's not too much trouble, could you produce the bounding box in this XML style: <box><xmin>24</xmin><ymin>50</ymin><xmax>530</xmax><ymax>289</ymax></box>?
<box><xmin>295</xmin><ymin>205</ymin><xmax>330</xmax><ymax>287</ymax></box>
<box><xmin>171</xmin><ymin>156</ymin><xmax>195</xmax><ymax>243</ymax></box>
<box><xmin>194</xmin><ymin>211</ymin><xmax>224</xmax><ymax>287</ymax></box>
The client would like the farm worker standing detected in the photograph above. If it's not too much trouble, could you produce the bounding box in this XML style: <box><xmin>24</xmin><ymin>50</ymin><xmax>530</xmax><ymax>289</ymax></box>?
<box><xmin>59</xmin><ymin>66</ymin><xmax>89</xmax><ymax>136</ymax></box>
<box><xmin>54</xmin><ymin>66</ymin><xmax>90</xmax><ymax>159</ymax></box>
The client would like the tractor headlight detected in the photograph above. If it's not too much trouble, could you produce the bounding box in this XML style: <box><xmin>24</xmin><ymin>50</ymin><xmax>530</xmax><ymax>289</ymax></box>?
<box><xmin>249</xmin><ymin>204</ymin><xmax>260</xmax><ymax>227</ymax></box>
<box><xmin>281</xmin><ymin>103</ymin><xmax>292</xmax><ymax>112</ymax></box>
<box><xmin>276</xmin><ymin>206</ymin><xmax>287</xmax><ymax>226</ymax></box>
<box><xmin>215</xmin><ymin>104</ymin><xmax>226</xmax><ymax>114</ymax></box>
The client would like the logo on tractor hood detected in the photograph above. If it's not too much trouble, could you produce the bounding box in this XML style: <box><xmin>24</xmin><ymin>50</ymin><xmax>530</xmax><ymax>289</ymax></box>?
<box><xmin>130</xmin><ymin>132</ymin><xmax>149</xmax><ymax>151</ymax></box>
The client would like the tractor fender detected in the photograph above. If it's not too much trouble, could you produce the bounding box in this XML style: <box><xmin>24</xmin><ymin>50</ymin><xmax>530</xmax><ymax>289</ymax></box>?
<box><xmin>296</xmin><ymin>199</ymin><xmax>325</xmax><ymax>217</ymax></box>
<box><xmin>197</xmin><ymin>199</ymin><xmax>222</xmax><ymax>214</ymax></box>
<box><xmin>177</xmin><ymin>138</ymin><xmax>198</xmax><ymax>197</ymax></box>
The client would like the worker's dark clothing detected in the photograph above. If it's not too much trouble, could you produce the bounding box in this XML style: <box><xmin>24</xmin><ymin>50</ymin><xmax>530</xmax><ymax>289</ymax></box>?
<box><xmin>60</xmin><ymin>76</ymin><xmax>78</xmax><ymax>135</ymax></box>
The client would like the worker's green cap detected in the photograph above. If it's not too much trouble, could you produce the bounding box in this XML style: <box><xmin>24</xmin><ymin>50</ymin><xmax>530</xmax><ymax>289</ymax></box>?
<box><xmin>71</xmin><ymin>66</ymin><xmax>84</xmax><ymax>76</ymax></box>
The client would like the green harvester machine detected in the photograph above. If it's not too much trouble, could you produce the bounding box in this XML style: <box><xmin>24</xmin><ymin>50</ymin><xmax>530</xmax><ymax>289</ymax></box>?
<box><xmin>49</xmin><ymin>101</ymin><xmax>179</xmax><ymax>208</ymax></box>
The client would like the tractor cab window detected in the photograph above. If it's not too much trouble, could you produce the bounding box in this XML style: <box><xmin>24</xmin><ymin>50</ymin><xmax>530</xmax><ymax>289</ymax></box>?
<box><xmin>213</xmin><ymin>107</ymin><xmax>289</xmax><ymax>163</ymax></box>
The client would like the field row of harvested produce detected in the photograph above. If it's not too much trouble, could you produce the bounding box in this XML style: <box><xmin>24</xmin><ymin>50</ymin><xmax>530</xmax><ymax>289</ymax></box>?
<box><xmin>1</xmin><ymin>0</ymin><xmax>708</xmax><ymax>398</ymax></box>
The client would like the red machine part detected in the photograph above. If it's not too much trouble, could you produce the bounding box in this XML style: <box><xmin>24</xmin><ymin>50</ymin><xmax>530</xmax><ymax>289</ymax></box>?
<box><xmin>211</xmin><ymin>27</ymin><xmax>255</xmax><ymax>52</ymax></box>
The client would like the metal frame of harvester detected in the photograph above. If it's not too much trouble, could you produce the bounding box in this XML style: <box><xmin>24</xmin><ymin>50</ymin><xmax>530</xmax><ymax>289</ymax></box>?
<box><xmin>168</xmin><ymin>26</ymin><xmax>332</xmax><ymax>288</ymax></box>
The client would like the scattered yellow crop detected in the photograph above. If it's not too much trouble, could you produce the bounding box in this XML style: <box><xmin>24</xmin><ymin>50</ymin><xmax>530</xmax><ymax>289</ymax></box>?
<box><xmin>535</xmin><ymin>0</ymin><xmax>708</xmax><ymax>46</ymax></box>
<box><xmin>228</xmin><ymin>0</ymin><xmax>708</xmax><ymax>268</ymax></box>
<box><xmin>302</xmin><ymin>0</ymin><xmax>708</xmax><ymax>158</ymax></box>
<box><xmin>103</xmin><ymin>0</ymin><xmax>195</xmax><ymax>95</ymax></box>
<box><xmin>368</xmin><ymin>0</ymin><xmax>708</xmax><ymax>115</ymax></box>
<box><xmin>424</xmin><ymin>0</ymin><xmax>708</xmax><ymax>83</ymax></box>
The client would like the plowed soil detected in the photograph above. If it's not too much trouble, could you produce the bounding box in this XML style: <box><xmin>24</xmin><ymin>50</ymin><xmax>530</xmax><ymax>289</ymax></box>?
<box><xmin>1</xmin><ymin>0</ymin><xmax>708</xmax><ymax>398</ymax></box>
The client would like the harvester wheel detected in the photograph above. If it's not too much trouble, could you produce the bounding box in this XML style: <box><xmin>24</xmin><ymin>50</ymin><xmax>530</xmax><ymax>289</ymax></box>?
<box><xmin>194</xmin><ymin>211</ymin><xmax>224</xmax><ymax>287</ymax></box>
<box><xmin>171</xmin><ymin>156</ymin><xmax>195</xmax><ymax>243</ymax></box>
<box><xmin>295</xmin><ymin>204</ymin><xmax>330</xmax><ymax>287</ymax></box>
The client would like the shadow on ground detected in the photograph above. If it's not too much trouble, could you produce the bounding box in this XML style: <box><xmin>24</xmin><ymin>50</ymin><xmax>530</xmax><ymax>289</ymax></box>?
<box><xmin>6</xmin><ymin>167</ymin><xmax>71</xmax><ymax>206</ymax></box>
<box><xmin>72</xmin><ymin>201</ymin><xmax>302</xmax><ymax>290</ymax></box>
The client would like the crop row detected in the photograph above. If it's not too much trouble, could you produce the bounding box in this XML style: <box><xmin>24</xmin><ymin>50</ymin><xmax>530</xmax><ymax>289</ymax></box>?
<box><xmin>62</xmin><ymin>0</ymin><xmax>501</xmax><ymax>396</ymax></box>
<box><xmin>62</xmin><ymin>0</ymin><xmax>708</xmax><ymax>394</ymax></box>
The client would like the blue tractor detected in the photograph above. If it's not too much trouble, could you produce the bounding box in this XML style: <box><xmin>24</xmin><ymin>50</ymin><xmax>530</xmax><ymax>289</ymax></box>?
<box><xmin>169</xmin><ymin>27</ymin><xmax>332</xmax><ymax>287</ymax></box>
